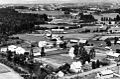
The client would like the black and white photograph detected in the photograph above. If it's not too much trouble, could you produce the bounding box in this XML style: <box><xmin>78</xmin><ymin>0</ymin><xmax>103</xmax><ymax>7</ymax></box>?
<box><xmin>1</xmin><ymin>0</ymin><xmax>120</xmax><ymax>79</ymax></box>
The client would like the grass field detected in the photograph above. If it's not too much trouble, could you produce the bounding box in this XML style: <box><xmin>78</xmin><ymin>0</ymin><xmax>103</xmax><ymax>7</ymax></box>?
<box><xmin>13</xmin><ymin>33</ymin><xmax>96</xmax><ymax>42</ymax></box>
<box><xmin>13</xmin><ymin>34</ymin><xmax>48</xmax><ymax>42</ymax></box>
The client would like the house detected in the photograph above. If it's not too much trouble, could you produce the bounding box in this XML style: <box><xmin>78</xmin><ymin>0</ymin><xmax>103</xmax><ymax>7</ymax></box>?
<box><xmin>1</xmin><ymin>48</ymin><xmax>8</xmax><ymax>53</ymax></box>
<box><xmin>108</xmin><ymin>26</ymin><xmax>120</xmax><ymax>33</ymax></box>
<box><xmin>106</xmin><ymin>49</ymin><xmax>120</xmax><ymax>60</ymax></box>
<box><xmin>96</xmin><ymin>69</ymin><xmax>114</xmax><ymax>79</ymax></box>
<box><xmin>51</xmin><ymin>29</ymin><xmax>64</xmax><ymax>34</ymax></box>
<box><xmin>69</xmin><ymin>39</ymin><xmax>87</xmax><ymax>44</ymax></box>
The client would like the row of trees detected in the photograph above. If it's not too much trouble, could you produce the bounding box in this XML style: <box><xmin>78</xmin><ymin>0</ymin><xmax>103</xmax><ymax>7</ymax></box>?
<box><xmin>101</xmin><ymin>17</ymin><xmax>114</xmax><ymax>21</ymax></box>
<box><xmin>101</xmin><ymin>15</ymin><xmax>120</xmax><ymax>22</ymax></box>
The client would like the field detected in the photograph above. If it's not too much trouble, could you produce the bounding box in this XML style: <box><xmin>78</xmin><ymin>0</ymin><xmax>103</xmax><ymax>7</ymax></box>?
<box><xmin>17</xmin><ymin>9</ymin><xmax>64</xmax><ymax>16</ymax></box>
<box><xmin>13</xmin><ymin>33</ymin><xmax>96</xmax><ymax>42</ymax></box>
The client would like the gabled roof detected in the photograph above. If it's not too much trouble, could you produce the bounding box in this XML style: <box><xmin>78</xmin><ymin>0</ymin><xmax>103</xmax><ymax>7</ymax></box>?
<box><xmin>100</xmin><ymin>70</ymin><xmax>113</xmax><ymax>75</ymax></box>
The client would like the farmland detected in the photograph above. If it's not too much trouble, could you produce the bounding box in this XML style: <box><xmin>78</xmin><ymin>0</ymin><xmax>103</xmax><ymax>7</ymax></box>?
<box><xmin>1</xmin><ymin>2</ymin><xmax>120</xmax><ymax>79</ymax></box>
<box><xmin>16</xmin><ymin>9</ymin><xmax>64</xmax><ymax>16</ymax></box>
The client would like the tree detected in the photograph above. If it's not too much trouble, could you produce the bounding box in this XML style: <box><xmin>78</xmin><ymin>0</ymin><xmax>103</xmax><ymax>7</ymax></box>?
<box><xmin>42</xmin><ymin>14</ymin><xmax>48</xmax><ymax>21</ymax></box>
<box><xmin>41</xmin><ymin>47</ymin><xmax>45</xmax><ymax>57</ymax></box>
<box><xmin>109</xmin><ymin>17</ymin><xmax>112</xmax><ymax>21</ymax></box>
<box><xmin>114</xmin><ymin>37</ymin><xmax>119</xmax><ymax>45</ymax></box>
<box><xmin>96</xmin><ymin>60</ymin><xmax>100</xmax><ymax>68</ymax></box>
<box><xmin>92</xmin><ymin>61</ymin><xmax>96</xmax><ymax>69</ymax></box>
<box><xmin>109</xmin><ymin>21</ymin><xmax>111</xmax><ymax>24</ymax></box>
<box><xmin>103</xmin><ymin>17</ymin><xmax>106</xmax><ymax>21</ymax></box>
<box><xmin>116</xmin><ymin>15</ymin><xmax>120</xmax><ymax>21</ymax></box>
<box><xmin>78</xmin><ymin>45</ymin><xmax>89</xmax><ymax>64</ymax></box>
<box><xmin>101</xmin><ymin>17</ymin><xmax>104</xmax><ymax>21</ymax></box>
<box><xmin>89</xmin><ymin>48</ymin><xmax>95</xmax><ymax>59</ymax></box>
<box><xmin>104</xmin><ymin>38</ymin><xmax>111</xmax><ymax>46</ymax></box>
<box><xmin>73</xmin><ymin>44</ymin><xmax>79</xmax><ymax>56</ymax></box>
<box><xmin>106</xmin><ymin>17</ymin><xmax>109</xmax><ymax>21</ymax></box>
<box><xmin>0</xmin><ymin>8</ymin><xmax>48</xmax><ymax>35</ymax></box>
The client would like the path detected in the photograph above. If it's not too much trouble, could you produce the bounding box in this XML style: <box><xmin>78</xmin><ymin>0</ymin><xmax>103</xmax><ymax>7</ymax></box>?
<box><xmin>0</xmin><ymin>63</ymin><xmax>23</xmax><ymax>79</ymax></box>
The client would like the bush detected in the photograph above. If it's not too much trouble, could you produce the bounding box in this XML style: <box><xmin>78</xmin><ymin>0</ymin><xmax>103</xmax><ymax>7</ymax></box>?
<box><xmin>100</xmin><ymin>58</ymin><xmax>110</xmax><ymax>66</ymax></box>
<box><xmin>116</xmin><ymin>49</ymin><xmax>120</xmax><ymax>53</ymax></box>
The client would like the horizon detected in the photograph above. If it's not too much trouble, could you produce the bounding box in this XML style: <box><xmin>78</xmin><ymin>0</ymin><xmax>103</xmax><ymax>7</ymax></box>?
<box><xmin>0</xmin><ymin>0</ymin><xmax>119</xmax><ymax>4</ymax></box>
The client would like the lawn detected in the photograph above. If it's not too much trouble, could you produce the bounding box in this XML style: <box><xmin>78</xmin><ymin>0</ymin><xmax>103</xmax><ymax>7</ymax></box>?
<box><xmin>13</xmin><ymin>34</ymin><xmax>48</xmax><ymax>42</ymax></box>
<box><xmin>13</xmin><ymin>33</ymin><xmax>96</xmax><ymax>42</ymax></box>
<box><xmin>59</xmin><ymin>33</ymin><xmax>95</xmax><ymax>40</ymax></box>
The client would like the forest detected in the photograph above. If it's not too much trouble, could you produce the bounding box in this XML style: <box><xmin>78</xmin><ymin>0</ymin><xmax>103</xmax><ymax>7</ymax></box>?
<box><xmin>0</xmin><ymin>8</ymin><xmax>48</xmax><ymax>35</ymax></box>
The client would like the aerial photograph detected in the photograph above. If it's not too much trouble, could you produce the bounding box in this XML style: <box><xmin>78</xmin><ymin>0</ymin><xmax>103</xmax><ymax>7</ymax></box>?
<box><xmin>1</xmin><ymin>0</ymin><xmax>120</xmax><ymax>79</ymax></box>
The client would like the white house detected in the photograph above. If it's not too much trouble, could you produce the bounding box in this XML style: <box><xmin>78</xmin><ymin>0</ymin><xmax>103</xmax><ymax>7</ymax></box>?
<box><xmin>108</xmin><ymin>26</ymin><xmax>120</xmax><ymax>33</ymax></box>
<box><xmin>106</xmin><ymin>49</ymin><xmax>120</xmax><ymax>60</ymax></box>
<box><xmin>96</xmin><ymin>69</ymin><xmax>114</xmax><ymax>79</ymax></box>
<box><xmin>70</xmin><ymin>61</ymin><xmax>82</xmax><ymax>73</ymax></box>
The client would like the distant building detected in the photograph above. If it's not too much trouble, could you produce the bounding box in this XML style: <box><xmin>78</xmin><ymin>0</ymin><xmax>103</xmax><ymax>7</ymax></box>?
<box><xmin>51</xmin><ymin>29</ymin><xmax>64</xmax><ymax>33</ymax></box>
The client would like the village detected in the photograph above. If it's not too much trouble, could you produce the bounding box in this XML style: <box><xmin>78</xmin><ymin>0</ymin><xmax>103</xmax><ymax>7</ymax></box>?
<box><xmin>1</xmin><ymin>1</ymin><xmax>120</xmax><ymax>79</ymax></box>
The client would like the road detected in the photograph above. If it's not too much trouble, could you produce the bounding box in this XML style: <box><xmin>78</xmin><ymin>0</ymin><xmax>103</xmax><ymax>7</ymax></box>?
<box><xmin>0</xmin><ymin>63</ymin><xmax>23</xmax><ymax>79</ymax></box>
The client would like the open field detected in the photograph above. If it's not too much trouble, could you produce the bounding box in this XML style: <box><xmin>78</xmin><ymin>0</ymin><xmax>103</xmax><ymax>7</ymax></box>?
<box><xmin>13</xmin><ymin>34</ymin><xmax>48</xmax><ymax>42</ymax></box>
<box><xmin>13</xmin><ymin>33</ymin><xmax>96</xmax><ymax>42</ymax></box>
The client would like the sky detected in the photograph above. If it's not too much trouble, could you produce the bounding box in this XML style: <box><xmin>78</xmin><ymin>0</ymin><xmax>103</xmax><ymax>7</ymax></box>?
<box><xmin>0</xmin><ymin>0</ymin><xmax>119</xmax><ymax>4</ymax></box>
